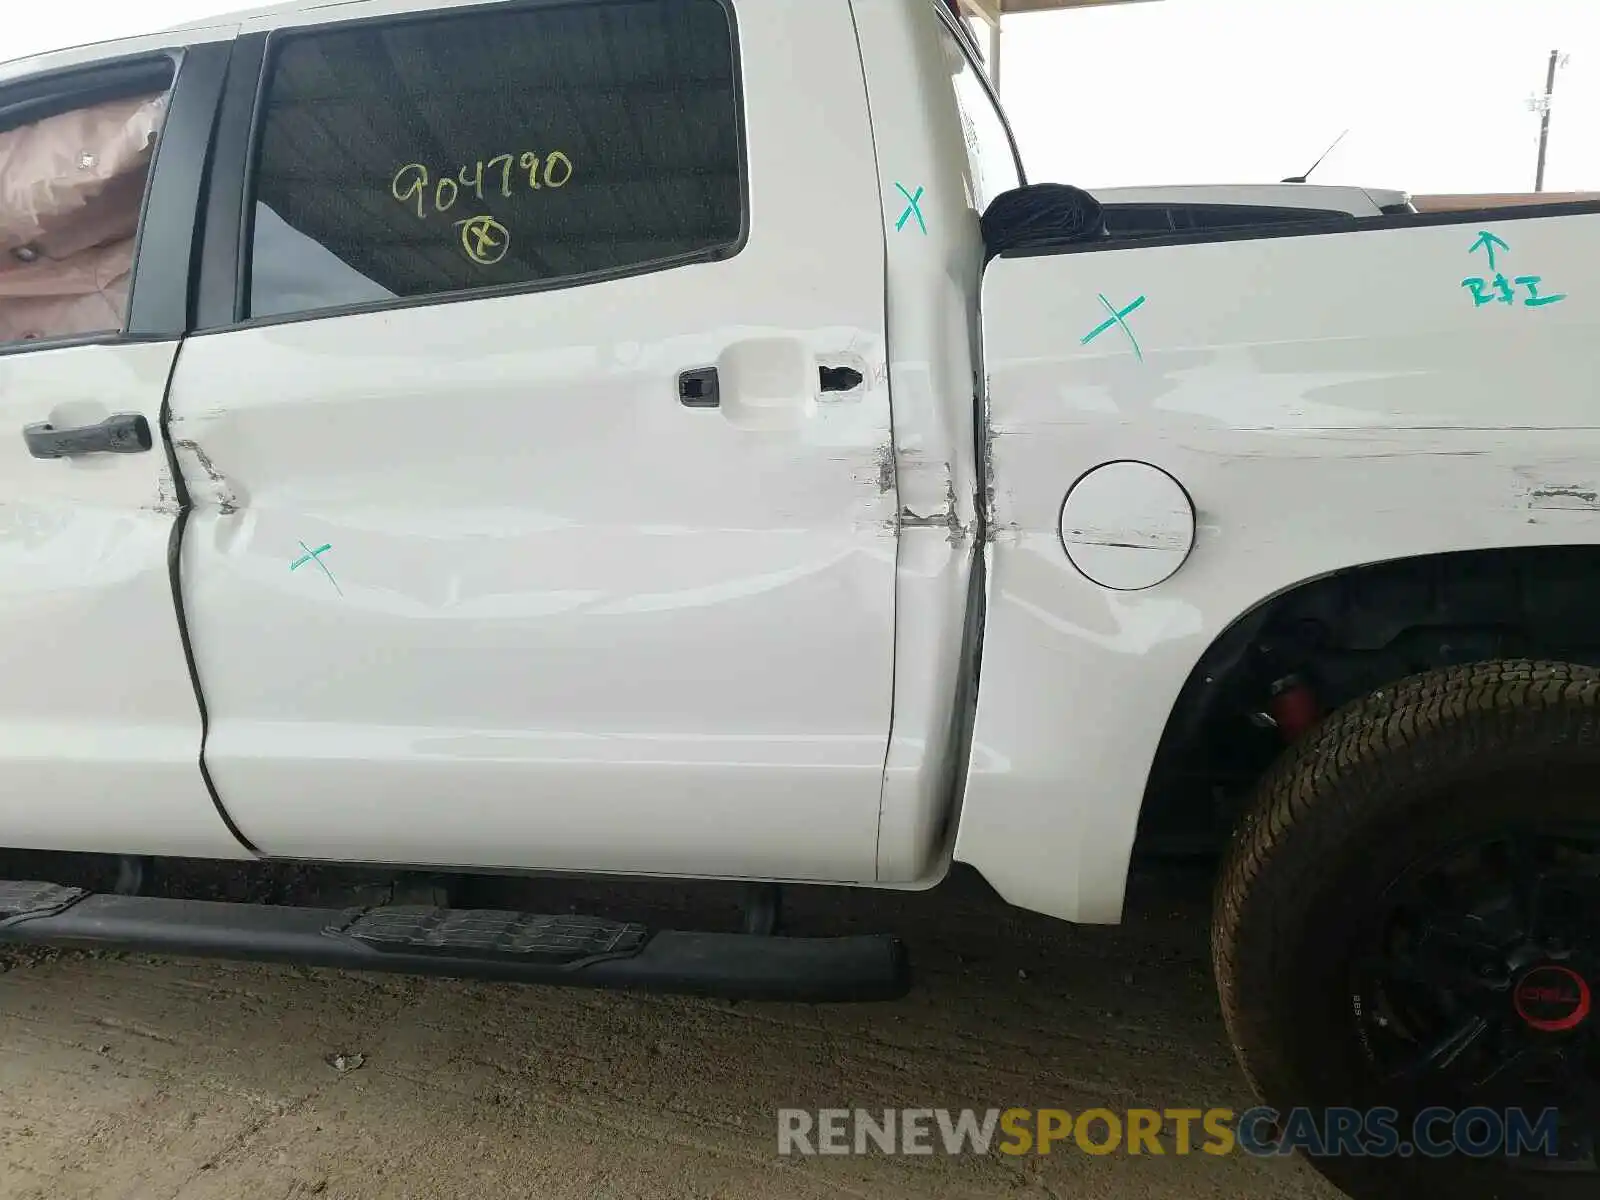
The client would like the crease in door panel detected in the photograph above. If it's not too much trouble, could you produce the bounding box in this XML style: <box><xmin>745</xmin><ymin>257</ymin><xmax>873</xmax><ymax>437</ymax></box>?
<box><xmin>159</xmin><ymin>348</ymin><xmax>261</xmax><ymax>856</ymax></box>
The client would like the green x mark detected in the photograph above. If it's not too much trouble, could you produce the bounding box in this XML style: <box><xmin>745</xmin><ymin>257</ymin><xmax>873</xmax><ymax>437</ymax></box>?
<box><xmin>290</xmin><ymin>541</ymin><xmax>342</xmax><ymax>596</ymax></box>
<box><xmin>1081</xmin><ymin>293</ymin><xmax>1147</xmax><ymax>362</ymax></box>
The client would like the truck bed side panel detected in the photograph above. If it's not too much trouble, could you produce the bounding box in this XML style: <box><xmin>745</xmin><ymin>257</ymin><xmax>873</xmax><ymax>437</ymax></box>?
<box><xmin>960</xmin><ymin>209</ymin><xmax>1600</xmax><ymax>922</ymax></box>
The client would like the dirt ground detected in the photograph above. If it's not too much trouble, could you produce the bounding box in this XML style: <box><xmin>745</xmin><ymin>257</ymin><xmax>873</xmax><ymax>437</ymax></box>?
<box><xmin>0</xmin><ymin>865</ymin><xmax>1341</xmax><ymax>1200</ymax></box>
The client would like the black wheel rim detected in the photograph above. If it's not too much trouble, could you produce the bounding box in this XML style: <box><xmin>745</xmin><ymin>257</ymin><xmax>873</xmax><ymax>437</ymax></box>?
<box><xmin>1351</xmin><ymin>825</ymin><xmax>1600</xmax><ymax>1171</ymax></box>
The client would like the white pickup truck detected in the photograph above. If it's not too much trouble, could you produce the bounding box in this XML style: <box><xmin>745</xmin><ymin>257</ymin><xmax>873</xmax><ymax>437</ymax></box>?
<box><xmin>1</xmin><ymin>1</ymin><xmax>1596</xmax><ymax>1195</ymax></box>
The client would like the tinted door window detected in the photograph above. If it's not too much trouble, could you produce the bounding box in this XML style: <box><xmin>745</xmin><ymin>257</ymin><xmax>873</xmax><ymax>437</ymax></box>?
<box><xmin>247</xmin><ymin>0</ymin><xmax>744</xmax><ymax>319</ymax></box>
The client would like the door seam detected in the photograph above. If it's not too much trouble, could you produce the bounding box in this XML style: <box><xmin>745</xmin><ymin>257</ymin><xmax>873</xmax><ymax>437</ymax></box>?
<box><xmin>159</xmin><ymin>344</ymin><xmax>261</xmax><ymax>855</ymax></box>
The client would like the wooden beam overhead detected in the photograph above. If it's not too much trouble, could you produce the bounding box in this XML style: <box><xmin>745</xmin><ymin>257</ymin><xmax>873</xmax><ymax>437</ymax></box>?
<box><xmin>957</xmin><ymin>0</ymin><xmax>1002</xmax><ymax>26</ymax></box>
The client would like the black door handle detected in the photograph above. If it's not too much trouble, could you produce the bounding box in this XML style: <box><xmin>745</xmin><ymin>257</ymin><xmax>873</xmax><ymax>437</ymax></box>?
<box><xmin>23</xmin><ymin>413</ymin><xmax>153</xmax><ymax>459</ymax></box>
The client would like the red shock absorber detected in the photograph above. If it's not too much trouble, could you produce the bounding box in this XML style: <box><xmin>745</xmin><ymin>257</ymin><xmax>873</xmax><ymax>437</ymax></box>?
<box><xmin>1268</xmin><ymin>674</ymin><xmax>1321</xmax><ymax>742</ymax></box>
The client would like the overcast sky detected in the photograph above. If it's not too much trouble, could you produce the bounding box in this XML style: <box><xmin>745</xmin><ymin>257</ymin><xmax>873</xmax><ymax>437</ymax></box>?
<box><xmin>8</xmin><ymin>0</ymin><xmax>1600</xmax><ymax>197</ymax></box>
<box><xmin>997</xmin><ymin>0</ymin><xmax>1600</xmax><ymax>195</ymax></box>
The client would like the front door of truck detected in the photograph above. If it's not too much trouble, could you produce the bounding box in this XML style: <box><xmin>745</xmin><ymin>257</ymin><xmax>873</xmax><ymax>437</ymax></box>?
<box><xmin>169</xmin><ymin>0</ymin><xmax>897</xmax><ymax>881</ymax></box>
<box><xmin>0</xmin><ymin>39</ymin><xmax>247</xmax><ymax>859</ymax></box>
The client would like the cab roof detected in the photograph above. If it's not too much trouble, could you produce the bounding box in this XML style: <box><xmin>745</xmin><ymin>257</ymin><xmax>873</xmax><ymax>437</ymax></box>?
<box><xmin>2</xmin><ymin>0</ymin><xmax>487</xmax><ymax>77</ymax></box>
<box><xmin>159</xmin><ymin>0</ymin><xmax>373</xmax><ymax>32</ymax></box>
<box><xmin>7</xmin><ymin>0</ymin><xmax>961</xmax><ymax>88</ymax></box>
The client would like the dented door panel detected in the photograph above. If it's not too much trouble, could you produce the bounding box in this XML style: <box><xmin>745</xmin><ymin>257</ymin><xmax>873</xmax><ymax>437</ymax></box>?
<box><xmin>170</xmin><ymin>296</ymin><xmax>895</xmax><ymax>879</ymax></box>
<box><xmin>169</xmin><ymin>0</ymin><xmax>897</xmax><ymax>881</ymax></box>
<box><xmin>0</xmin><ymin>342</ymin><xmax>244</xmax><ymax>857</ymax></box>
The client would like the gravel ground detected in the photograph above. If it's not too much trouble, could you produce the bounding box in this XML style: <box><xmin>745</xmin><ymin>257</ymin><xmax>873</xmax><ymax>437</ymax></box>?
<box><xmin>0</xmin><ymin>864</ymin><xmax>1340</xmax><ymax>1200</ymax></box>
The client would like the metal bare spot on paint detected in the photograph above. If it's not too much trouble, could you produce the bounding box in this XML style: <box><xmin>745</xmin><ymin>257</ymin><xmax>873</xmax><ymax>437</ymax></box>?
<box><xmin>1462</xmin><ymin>230</ymin><xmax>1567</xmax><ymax>309</ymax></box>
<box><xmin>1080</xmin><ymin>293</ymin><xmax>1147</xmax><ymax>362</ymax></box>
<box><xmin>170</xmin><ymin>437</ymin><xmax>240</xmax><ymax>515</ymax></box>
<box><xmin>894</xmin><ymin>183</ymin><xmax>927</xmax><ymax>234</ymax></box>
<box><xmin>1058</xmin><ymin>461</ymin><xmax>1195</xmax><ymax>592</ymax></box>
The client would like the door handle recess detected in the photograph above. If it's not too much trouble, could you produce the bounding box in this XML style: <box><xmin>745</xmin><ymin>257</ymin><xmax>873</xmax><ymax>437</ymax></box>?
<box><xmin>678</xmin><ymin>367</ymin><xmax>720</xmax><ymax>409</ymax></box>
<box><xmin>22</xmin><ymin>413</ymin><xmax>153</xmax><ymax>459</ymax></box>
<box><xmin>819</xmin><ymin>366</ymin><xmax>863</xmax><ymax>392</ymax></box>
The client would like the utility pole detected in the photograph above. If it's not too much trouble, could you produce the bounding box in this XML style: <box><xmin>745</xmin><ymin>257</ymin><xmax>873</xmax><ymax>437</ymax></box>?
<box><xmin>1532</xmin><ymin>50</ymin><xmax>1566</xmax><ymax>193</ymax></box>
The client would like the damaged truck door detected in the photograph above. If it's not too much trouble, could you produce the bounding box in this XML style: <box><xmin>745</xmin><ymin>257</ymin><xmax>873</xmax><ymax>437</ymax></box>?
<box><xmin>0</xmin><ymin>38</ymin><xmax>245</xmax><ymax>859</ymax></box>
<box><xmin>166</xmin><ymin>0</ymin><xmax>899</xmax><ymax>879</ymax></box>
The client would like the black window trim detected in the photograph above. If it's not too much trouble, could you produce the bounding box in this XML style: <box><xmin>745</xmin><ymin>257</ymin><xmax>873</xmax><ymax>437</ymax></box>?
<box><xmin>195</xmin><ymin>33</ymin><xmax>264</xmax><ymax>330</ymax></box>
<box><xmin>0</xmin><ymin>41</ymin><xmax>230</xmax><ymax>359</ymax></box>
<box><xmin>198</xmin><ymin>0</ymin><xmax>751</xmax><ymax>335</ymax></box>
<box><xmin>0</xmin><ymin>57</ymin><xmax>174</xmax><ymax>136</ymax></box>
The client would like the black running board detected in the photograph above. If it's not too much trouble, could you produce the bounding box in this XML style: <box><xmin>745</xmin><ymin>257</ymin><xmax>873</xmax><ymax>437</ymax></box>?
<box><xmin>0</xmin><ymin>883</ymin><xmax>909</xmax><ymax>1003</ymax></box>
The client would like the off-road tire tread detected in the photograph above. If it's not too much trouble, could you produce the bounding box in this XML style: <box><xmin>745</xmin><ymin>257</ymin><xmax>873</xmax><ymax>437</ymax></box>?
<box><xmin>1213</xmin><ymin>659</ymin><xmax>1600</xmax><ymax>1107</ymax></box>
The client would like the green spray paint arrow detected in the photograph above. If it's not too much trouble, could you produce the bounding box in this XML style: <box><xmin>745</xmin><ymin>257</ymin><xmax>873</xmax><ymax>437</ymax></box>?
<box><xmin>1469</xmin><ymin>230</ymin><xmax>1510</xmax><ymax>272</ymax></box>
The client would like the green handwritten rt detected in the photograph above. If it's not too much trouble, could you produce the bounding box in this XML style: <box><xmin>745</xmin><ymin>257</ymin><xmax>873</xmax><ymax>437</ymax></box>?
<box><xmin>1462</xmin><ymin>230</ymin><xmax>1566</xmax><ymax>309</ymax></box>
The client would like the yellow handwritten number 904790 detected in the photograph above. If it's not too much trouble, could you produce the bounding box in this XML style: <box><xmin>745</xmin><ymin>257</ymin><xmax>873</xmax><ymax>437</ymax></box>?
<box><xmin>391</xmin><ymin>151</ymin><xmax>573</xmax><ymax>219</ymax></box>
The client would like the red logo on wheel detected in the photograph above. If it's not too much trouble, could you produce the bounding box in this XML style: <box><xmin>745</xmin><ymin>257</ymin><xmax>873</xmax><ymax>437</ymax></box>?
<box><xmin>1514</xmin><ymin>965</ymin><xmax>1592</xmax><ymax>1033</ymax></box>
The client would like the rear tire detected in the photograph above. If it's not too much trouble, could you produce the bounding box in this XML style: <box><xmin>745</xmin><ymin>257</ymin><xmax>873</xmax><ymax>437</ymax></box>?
<box><xmin>1214</xmin><ymin>661</ymin><xmax>1600</xmax><ymax>1199</ymax></box>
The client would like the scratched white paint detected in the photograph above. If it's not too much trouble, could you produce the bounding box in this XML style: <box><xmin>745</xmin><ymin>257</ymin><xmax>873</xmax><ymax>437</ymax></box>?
<box><xmin>12</xmin><ymin>0</ymin><xmax>1600</xmax><ymax>938</ymax></box>
<box><xmin>169</xmin><ymin>0</ymin><xmax>898</xmax><ymax>881</ymax></box>
<box><xmin>0</xmin><ymin>341</ymin><xmax>246</xmax><ymax>858</ymax></box>
<box><xmin>1058</xmin><ymin>460</ymin><xmax>1195</xmax><ymax>591</ymax></box>
<box><xmin>852</xmin><ymin>0</ymin><xmax>987</xmax><ymax>885</ymax></box>
<box><xmin>958</xmin><ymin>209</ymin><xmax>1600</xmax><ymax>923</ymax></box>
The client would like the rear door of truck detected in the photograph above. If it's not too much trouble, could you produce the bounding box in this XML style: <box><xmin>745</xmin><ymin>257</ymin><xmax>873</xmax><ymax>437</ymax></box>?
<box><xmin>167</xmin><ymin>0</ymin><xmax>899</xmax><ymax>880</ymax></box>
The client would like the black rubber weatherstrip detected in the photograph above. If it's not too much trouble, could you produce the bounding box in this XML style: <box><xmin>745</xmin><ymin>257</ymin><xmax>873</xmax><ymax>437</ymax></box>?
<box><xmin>159</xmin><ymin>371</ymin><xmax>262</xmax><ymax>856</ymax></box>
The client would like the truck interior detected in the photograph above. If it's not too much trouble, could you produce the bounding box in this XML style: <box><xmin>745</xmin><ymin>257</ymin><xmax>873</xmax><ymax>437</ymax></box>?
<box><xmin>0</xmin><ymin>63</ymin><xmax>171</xmax><ymax>346</ymax></box>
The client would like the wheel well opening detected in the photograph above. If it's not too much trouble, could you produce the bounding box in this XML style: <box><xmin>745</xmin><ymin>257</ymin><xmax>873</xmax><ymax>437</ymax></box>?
<box><xmin>1134</xmin><ymin>545</ymin><xmax>1600</xmax><ymax>859</ymax></box>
